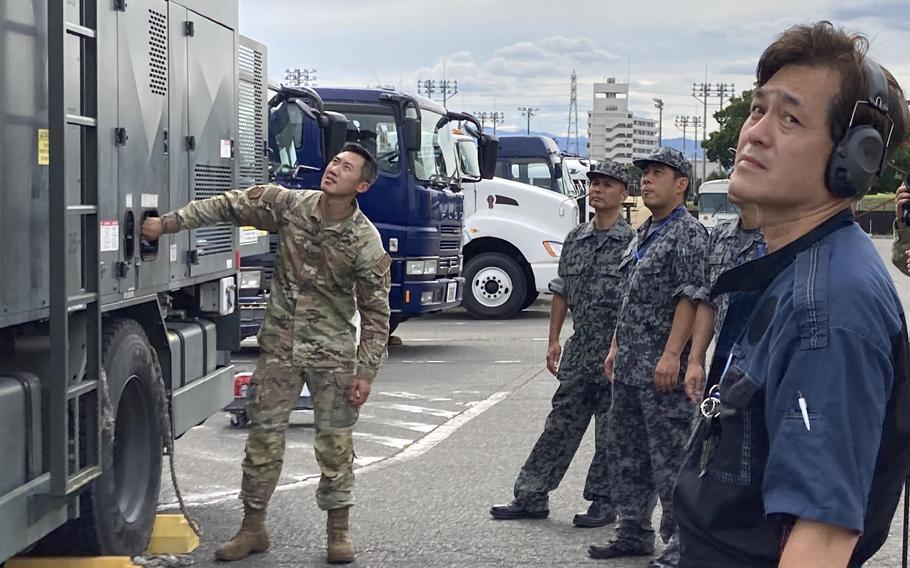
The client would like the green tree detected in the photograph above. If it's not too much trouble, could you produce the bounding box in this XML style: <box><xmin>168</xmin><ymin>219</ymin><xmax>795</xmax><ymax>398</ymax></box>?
<box><xmin>703</xmin><ymin>89</ymin><xmax>752</xmax><ymax>171</ymax></box>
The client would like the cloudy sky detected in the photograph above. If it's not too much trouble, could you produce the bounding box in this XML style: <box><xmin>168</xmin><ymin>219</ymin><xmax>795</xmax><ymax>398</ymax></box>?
<box><xmin>238</xmin><ymin>0</ymin><xmax>910</xmax><ymax>142</ymax></box>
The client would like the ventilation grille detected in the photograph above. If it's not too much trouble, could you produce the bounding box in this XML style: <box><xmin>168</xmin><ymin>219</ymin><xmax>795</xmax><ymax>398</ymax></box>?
<box><xmin>194</xmin><ymin>164</ymin><xmax>233</xmax><ymax>256</ymax></box>
<box><xmin>149</xmin><ymin>10</ymin><xmax>167</xmax><ymax>96</ymax></box>
<box><xmin>238</xmin><ymin>45</ymin><xmax>265</xmax><ymax>187</ymax></box>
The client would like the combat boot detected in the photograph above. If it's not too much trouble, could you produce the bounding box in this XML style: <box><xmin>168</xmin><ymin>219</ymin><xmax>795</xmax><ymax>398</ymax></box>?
<box><xmin>214</xmin><ymin>505</ymin><xmax>270</xmax><ymax>561</ymax></box>
<box><xmin>326</xmin><ymin>506</ymin><xmax>355</xmax><ymax>564</ymax></box>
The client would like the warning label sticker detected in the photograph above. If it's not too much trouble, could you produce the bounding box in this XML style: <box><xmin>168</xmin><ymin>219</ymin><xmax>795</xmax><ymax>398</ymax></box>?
<box><xmin>100</xmin><ymin>220</ymin><xmax>119</xmax><ymax>252</ymax></box>
<box><xmin>38</xmin><ymin>129</ymin><xmax>49</xmax><ymax>166</ymax></box>
<box><xmin>239</xmin><ymin>226</ymin><xmax>266</xmax><ymax>245</ymax></box>
<box><xmin>220</xmin><ymin>139</ymin><xmax>232</xmax><ymax>159</ymax></box>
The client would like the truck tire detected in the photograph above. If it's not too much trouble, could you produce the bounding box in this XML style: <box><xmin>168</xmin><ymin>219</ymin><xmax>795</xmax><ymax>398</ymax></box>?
<box><xmin>521</xmin><ymin>290</ymin><xmax>540</xmax><ymax>310</ymax></box>
<box><xmin>66</xmin><ymin>319</ymin><xmax>164</xmax><ymax>555</ymax></box>
<box><xmin>463</xmin><ymin>252</ymin><xmax>527</xmax><ymax>319</ymax></box>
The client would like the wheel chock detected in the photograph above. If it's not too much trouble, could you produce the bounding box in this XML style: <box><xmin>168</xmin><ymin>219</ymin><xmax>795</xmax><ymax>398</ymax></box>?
<box><xmin>145</xmin><ymin>514</ymin><xmax>200</xmax><ymax>555</ymax></box>
<box><xmin>7</xmin><ymin>559</ymin><xmax>137</xmax><ymax>568</ymax></box>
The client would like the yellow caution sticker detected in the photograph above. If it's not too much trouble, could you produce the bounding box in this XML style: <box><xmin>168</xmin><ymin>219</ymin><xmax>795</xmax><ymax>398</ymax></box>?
<box><xmin>37</xmin><ymin>129</ymin><xmax>49</xmax><ymax>166</ymax></box>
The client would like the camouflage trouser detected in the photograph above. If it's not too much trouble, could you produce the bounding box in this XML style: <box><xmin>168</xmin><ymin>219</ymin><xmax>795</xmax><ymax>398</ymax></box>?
<box><xmin>607</xmin><ymin>381</ymin><xmax>692</xmax><ymax>547</ymax></box>
<box><xmin>513</xmin><ymin>368</ymin><xmax>612</xmax><ymax>512</ymax></box>
<box><xmin>240</xmin><ymin>354</ymin><xmax>359</xmax><ymax>512</ymax></box>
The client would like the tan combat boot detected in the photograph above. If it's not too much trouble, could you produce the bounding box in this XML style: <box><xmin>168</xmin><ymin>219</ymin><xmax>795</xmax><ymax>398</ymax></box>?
<box><xmin>326</xmin><ymin>506</ymin><xmax>355</xmax><ymax>564</ymax></box>
<box><xmin>214</xmin><ymin>505</ymin><xmax>270</xmax><ymax>561</ymax></box>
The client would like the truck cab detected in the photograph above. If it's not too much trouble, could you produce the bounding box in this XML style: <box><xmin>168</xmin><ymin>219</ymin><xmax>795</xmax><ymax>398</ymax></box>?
<box><xmin>240</xmin><ymin>87</ymin><xmax>497</xmax><ymax>336</ymax></box>
<box><xmin>455</xmin><ymin>131</ymin><xmax>579</xmax><ymax>318</ymax></box>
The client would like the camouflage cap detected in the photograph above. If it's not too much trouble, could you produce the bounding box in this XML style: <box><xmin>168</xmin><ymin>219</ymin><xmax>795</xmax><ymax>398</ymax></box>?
<box><xmin>633</xmin><ymin>147</ymin><xmax>692</xmax><ymax>178</ymax></box>
<box><xmin>586</xmin><ymin>160</ymin><xmax>630</xmax><ymax>188</ymax></box>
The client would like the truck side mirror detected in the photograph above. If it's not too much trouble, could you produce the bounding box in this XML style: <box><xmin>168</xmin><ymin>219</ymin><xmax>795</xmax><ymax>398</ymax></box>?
<box><xmin>403</xmin><ymin>116</ymin><xmax>421</xmax><ymax>152</ymax></box>
<box><xmin>322</xmin><ymin>111</ymin><xmax>348</xmax><ymax>164</ymax></box>
<box><xmin>479</xmin><ymin>134</ymin><xmax>499</xmax><ymax>180</ymax></box>
<box><xmin>553</xmin><ymin>159</ymin><xmax>563</xmax><ymax>179</ymax></box>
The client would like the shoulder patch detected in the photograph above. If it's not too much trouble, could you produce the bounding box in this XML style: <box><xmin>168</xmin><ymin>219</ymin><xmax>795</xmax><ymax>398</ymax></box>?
<box><xmin>372</xmin><ymin>253</ymin><xmax>392</xmax><ymax>276</ymax></box>
<box><xmin>247</xmin><ymin>186</ymin><xmax>266</xmax><ymax>199</ymax></box>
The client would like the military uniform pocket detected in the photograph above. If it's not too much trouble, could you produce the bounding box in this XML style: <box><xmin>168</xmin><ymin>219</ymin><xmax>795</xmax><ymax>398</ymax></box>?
<box><xmin>330</xmin><ymin>369</ymin><xmax>359</xmax><ymax>429</ymax></box>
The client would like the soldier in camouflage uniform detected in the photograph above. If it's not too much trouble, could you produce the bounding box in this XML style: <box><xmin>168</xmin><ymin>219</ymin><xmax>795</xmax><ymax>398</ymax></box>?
<box><xmin>589</xmin><ymin>148</ymin><xmax>708</xmax><ymax>568</ymax></box>
<box><xmin>490</xmin><ymin>161</ymin><xmax>634</xmax><ymax>527</ymax></box>
<box><xmin>683</xmin><ymin>208</ymin><xmax>765</xmax><ymax>403</ymax></box>
<box><xmin>141</xmin><ymin>143</ymin><xmax>390</xmax><ymax>565</ymax></box>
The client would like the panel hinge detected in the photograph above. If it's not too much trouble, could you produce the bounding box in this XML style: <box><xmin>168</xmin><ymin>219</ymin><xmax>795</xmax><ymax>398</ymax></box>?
<box><xmin>184</xmin><ymin>21</ymin><xmax>195</xmax><ymax>37</ymax></box>
<box><xmin>114</xmin><ymin>127</ymin><xmax>128</xmax><ymax>146</ymax></box>
<box><xmin>113</xmin><ymin>0</ymin><xmax>127</xmax><ymax>11</ymax></box>
<box><xmin>185</xmin><ymin>136</ymin><xmax>196</xmax><ymax>152</ymax></box>
<box><xmin>186</xmin><ymin>250</ymin><xmax>200</xmax><ymax>265</ymax></box>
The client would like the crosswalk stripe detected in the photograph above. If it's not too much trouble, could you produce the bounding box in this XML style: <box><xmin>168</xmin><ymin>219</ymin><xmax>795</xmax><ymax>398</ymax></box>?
<box><xmin>374</xmin><ymin>403</ymin><xmax>459</xmax><ymax>419</ymax></box>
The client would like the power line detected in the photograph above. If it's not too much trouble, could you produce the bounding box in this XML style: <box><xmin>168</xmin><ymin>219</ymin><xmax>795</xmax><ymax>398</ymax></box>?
<box><xmin>653</xmin><ymin>98</ymin><xmax>664</xmax><ymax>146</ymax></box>
<box><xmin>417</xmin><ymin>78</ymin><xmax>459</xmax><ymax>107</ymax></box>
<box><xmin>474</xmin><ymin>111</ymin><xmax>505</xmax><ymax>135</ymax></box>
<box><xmin>518</xmin><ymin>107</ymin><xmax>540</xmax><ymax>135</ymax></box>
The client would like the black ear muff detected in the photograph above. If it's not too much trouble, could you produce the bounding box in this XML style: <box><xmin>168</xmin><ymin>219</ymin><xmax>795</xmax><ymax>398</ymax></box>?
<box><xmin>824</xmin><ymin>59</ymin><xmax>892</xmax><ymax>198</ymax></box>
<box><xmin>826</xmin><ymin>125</ymin><xmax>885</xmax><ymax>197</ymax></box>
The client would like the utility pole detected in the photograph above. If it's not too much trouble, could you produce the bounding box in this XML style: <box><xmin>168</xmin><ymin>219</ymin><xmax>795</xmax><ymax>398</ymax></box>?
<box><xmin>711</xmin><ymin>82</ymin><xmax>736</xmax><ymax>114</ymax></box>
<box><xmin>653</xmin><ymin>98</ymin><xmax>664</xmax><ymax>146</ymax></box>
<box><xmin>474</xmin><ymin>111</ymin><xmax>504</xmax><ymax>134</ymax></box>
<box><xmin>519</xmin><ymin>107</ymin><xmax>539</xmax><ymax>135</ymax></box>
<box><xmin>566</xmin><ymin>70</ymin><xmax>580</xmax><ymax>155</ymax></box>
<box><xmin>285</xmin><ymin>67</ymin><xmax>317</xmax><ymax>87</ymax></box>
<box><xmin>474</xmin><ymin>111</ymin><xmax>489</xmax><ymax>132</ymax></box>
<box><xmin>690</xmin><ymin>116</ymin><xmax>702</xmax><ymax>180</ymax></box>
<box><xmin>417</xmin><ymin>79</ymin><xmax>436</xmax><ymax>99</ymax></box>
<box><xmin>418</xmin><ymin>79</ymin><xmax>458</xmax><ymax>107</ymax></box>
<box><xmin>674</xmin><ymin>115</ymin><xmax>691</xmax><ymax>155</ymax></box>
<box><xmin>692</xmin><ymin>81</ymin><xmax>712</xmax><ymax>183</ymax></box>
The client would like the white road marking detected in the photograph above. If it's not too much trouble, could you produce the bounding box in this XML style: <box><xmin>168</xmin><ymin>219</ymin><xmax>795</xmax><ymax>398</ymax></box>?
<box><xmin>352</xmin><ymin>432</ymin><xmax>413</xmax><ymax>449</ymax></box>
<box><xmin>159</xmin><ymin>389</ymin><xmax>512</xmax><ymax>510</ymax></box>
<box><xmin>495</xmin><ymin>360</ymin><xmax>522</xmax><ymax>364</ymax></box>
<box><xmin>371</xmin><ymin>419</ymin><xmax>437</xmax><ymax>433</ymax></box>
<box><xmin>375</xmin><ymin>403</ymin><xmax>459</xmax><ymax>418</ymax></box>
<box><xmin>354</xmin><ymin>456</ymin><xmax>384</xmax><ymax>466</ymax></box>
<box><xmin>377</xmin><ymin>391</ymin><xmax>428</xmax><ymax>400</ymax></box>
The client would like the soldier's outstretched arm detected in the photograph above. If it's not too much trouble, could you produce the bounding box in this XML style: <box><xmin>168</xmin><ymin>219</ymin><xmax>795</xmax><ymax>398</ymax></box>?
<box><xmin>354</xmin><ymin>245</ymin><xmax>392</xmax><ymax>383</ymax></box>
<box><xmin>141</xmin><ymin>184</ymin><xmax>295</xmax><ymax>240</ymax></box>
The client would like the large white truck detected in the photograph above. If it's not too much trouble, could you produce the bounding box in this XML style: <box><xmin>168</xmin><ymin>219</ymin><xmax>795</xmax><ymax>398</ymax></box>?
<box><xmin>452</xmin><ymin>132</ymin><xmax>579</xmax><ymax>318</ymax></box>
<box><xmin>696</xmin><ymin>179</ymin><xmax>738</xmax><ymax>230</ymax></box>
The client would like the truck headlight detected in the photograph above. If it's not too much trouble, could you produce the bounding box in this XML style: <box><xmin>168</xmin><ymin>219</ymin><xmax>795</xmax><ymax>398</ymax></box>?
<box><xmin>406</xmin><ymin>258</ymin><xmax>439</xmax><ymax>276</ymax></box>
<box><xmin>543</xmin><ymin>241</ymin><xmax>563</xmax><ymax>257</ymax></box>
<box><xmin>239</xmin><ymin>270</ymin><xmax>262</xmax><ymax>290</ymax></box>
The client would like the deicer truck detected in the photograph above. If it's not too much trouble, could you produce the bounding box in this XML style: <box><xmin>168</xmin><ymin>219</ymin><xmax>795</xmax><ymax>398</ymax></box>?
<box><xmin>0</xmin><ymin>0</ymin><xmax>263</xmax><ymax>560</ymax></box>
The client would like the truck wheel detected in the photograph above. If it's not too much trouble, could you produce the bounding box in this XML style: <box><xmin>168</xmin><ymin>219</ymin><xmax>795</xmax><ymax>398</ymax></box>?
<box><xmin>73</xmin><ymin>319</ymin><xmax>164</xmax><ymax>555</ymax></box>
<box><xmin>463</xmin><ymin>252</ymin><xmax>527</xmax><ymax>319</ymax></box>
<box><xmin>521</xmin><ymin>290</ymin><xmax>540</xmax><ymax>310</ymax></box>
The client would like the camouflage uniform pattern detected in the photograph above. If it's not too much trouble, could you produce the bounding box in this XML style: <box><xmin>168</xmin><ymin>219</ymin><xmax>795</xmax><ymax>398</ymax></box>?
<box><xmin>892</xmin><ymin>222</ymin><xmax>910</xmax><ymax>277</ymax></box>
<box><xmin>633</xmin><ymin>147</ymin><xmax>693</xmax><ymax>179</ymax></box>
<box><xmin>513</xmin><ymin>218</ymin><xmax>634</xmax><ymax>510</ymax></box>
<box><xmin>607</xmin><ymin>198</ymin><xmax>709</xmax><ymax>554</ymax></box>
<box><xmin>703</xmin><ymin>218</ymin><xmax>765</xmax><ymax>337</ymax></box>
<box><xmin>586</xmin><ymin>160</ymin><xmax>632</xmax><ymax>186</ymax></box>
<box><xmin>161</xmin><ymin>185</ymin><xmax>391</xmax><ymax>510</ymax></box>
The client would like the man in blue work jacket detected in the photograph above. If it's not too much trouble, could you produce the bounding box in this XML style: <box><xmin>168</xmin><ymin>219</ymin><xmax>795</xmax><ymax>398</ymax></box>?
<box><xmin>674</xmin><ymin>21</ymin><xmax>910</xmax><ymax>568</ymax></box>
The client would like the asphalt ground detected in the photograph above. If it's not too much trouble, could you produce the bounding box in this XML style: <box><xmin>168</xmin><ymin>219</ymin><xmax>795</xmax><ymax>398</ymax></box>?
<box><xmin>157</xmin><ymin>236</ymin><xmax>910</xmax><ymax>567</ymax></box>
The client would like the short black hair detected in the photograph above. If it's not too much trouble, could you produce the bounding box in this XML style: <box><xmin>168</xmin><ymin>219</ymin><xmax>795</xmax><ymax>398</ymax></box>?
<box><xmin>338</xmin><ymin>142</ymin><xmax>379</xmax><ymax>185</ymax></box>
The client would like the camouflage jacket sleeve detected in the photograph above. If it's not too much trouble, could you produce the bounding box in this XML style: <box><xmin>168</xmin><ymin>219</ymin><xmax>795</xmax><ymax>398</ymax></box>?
<box><xmin>673</xmin><ymin>223</ymin><xmax>710</xmax><ymax>302</ymax></box>
<box><xmin>354</xmin><ymin>237</ymin><xmax>392</xmax><ymax>382</ymax></box>
<box><xmin>159</xmin><ymin>184</ymin><xmax>295</xmax><ymax>234</ymax></box>
<box><xmin>892</xmin><ymin>221</ymin><xmax>910</xmax><ymax>277</ymax></box>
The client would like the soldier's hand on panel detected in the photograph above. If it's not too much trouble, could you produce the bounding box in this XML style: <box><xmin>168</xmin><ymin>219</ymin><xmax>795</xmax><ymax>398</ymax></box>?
<box><xmin>141</xmin><ymin>217</ymin><xmax>165</xmax><ymax>241</ymax></box>
<box><xmin>545</xmin><ymin>342</ymin><xmax>561</xmax><ymax>376</ymax></box>
<box><xmin>348</xmin><ymin>376</ymin><xmax>372</xmax><ymax>408</ymax></box>
<box><xmin>684</xmin><ymin>361</ymin><xmax>705</xmax><ymax>404</ymax></box>
<box><xmin>654</xmin><ymin>351</ymin><xmax>681</xmax><ymax>393</ymax></box>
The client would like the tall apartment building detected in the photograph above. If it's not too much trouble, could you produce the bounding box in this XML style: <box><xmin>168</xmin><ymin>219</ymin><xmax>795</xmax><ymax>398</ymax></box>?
<box><xmin>587</xmin><ymin>78</ymin><xmax>658</xmax><ymax>165</ymax></box>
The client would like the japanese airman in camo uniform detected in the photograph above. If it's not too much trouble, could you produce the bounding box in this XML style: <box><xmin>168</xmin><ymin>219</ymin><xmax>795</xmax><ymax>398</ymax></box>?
<box><xmin>490</xmin><ymin>161</ymin><xmax>634</xmax><ymax>528</ymax></box>
<box><xmin>142</xmin><ymin>143</ymin><xmax>390</xmax><ymax>565</ymax></box>
<box><xmin>589</xmin><ymin>148</ymin><xmax>708</xmax><ymax>568</ymax></box>
<box><xmin>684</xmin><ymin>205</ymin><xmax>765</xmax><ymax>404</ymax></box>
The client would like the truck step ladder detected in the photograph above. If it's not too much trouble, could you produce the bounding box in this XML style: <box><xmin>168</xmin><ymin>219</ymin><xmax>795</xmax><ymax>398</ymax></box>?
<box><xmin>47</xmin><ymin>0</ymin><xmax>102</xmax><ymax>498</ymax></box>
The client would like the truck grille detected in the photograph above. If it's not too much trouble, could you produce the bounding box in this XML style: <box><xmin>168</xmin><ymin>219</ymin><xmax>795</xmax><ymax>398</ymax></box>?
<box><xmin>440</xmin><ymin>224</ymin><xmax>462</xmax><ymax>252</ymax></box>
<box><xmin>437</xmin><ymin>255</ymin><xmax>461</xmax><ymax>276</ymax></box>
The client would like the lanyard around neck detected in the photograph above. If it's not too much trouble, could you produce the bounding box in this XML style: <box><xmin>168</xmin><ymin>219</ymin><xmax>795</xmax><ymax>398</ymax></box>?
<box><xmin>635</xmin><ymin>206</ymin><xmax>685</xmax><ymax>262</ymax></box>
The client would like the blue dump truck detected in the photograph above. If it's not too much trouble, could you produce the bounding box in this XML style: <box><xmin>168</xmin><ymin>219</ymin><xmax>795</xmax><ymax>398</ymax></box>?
<box><xmin>239</xmin><ymin>87</ymin><xmax>498</xmax><ymax>338</ymax></box>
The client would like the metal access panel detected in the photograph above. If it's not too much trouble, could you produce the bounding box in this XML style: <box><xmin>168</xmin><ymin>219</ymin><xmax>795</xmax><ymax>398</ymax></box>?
<box><xmin>0</xmin><ymin>2</ymin><xmax>51</xmax><ymax>327</ymax></box>
<box><xmin>236</xmin><ymin>35</ymin><xmax>269</xmax><ymax>257</ymax></box>
<box><xmin>187</xmin><ymin>12</ymin><xmax>237</xmax><ymax>278</ymax></box>
<box><xmin>116</xmin><ymin>0</ymin><xmax>171</xmax><ymax>295</ymax></box>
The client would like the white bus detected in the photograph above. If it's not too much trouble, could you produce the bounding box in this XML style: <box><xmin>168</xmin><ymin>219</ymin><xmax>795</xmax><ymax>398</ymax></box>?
<box><xmin>696</xmin><ymin>179</ymin><xmax>739</xmax><ymax>230</ymax></box>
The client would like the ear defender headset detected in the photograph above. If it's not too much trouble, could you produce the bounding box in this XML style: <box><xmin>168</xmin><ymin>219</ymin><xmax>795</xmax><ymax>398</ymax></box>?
<box><xmin>825</xmin><ymin>58</ymin><xmax>894</xmax><ymax>198</ymax></box>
